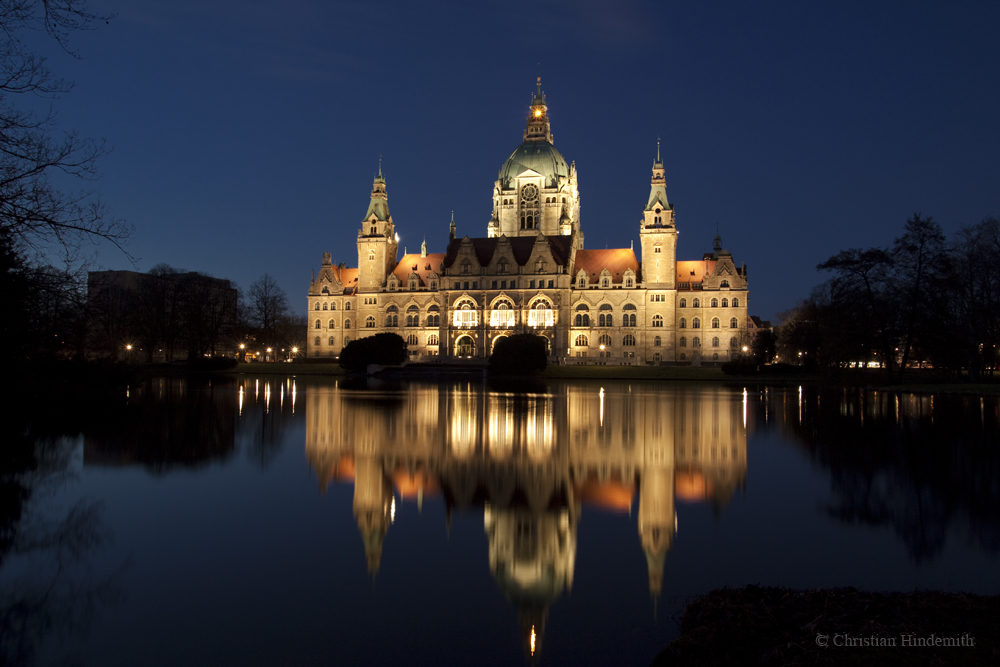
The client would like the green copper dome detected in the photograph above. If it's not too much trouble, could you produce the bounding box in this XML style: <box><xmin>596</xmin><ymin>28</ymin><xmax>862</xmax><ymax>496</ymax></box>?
<box><xmin>500</xmin><ymin>141</ymin><xmax>569</xmax><ymax>189</ymax></box>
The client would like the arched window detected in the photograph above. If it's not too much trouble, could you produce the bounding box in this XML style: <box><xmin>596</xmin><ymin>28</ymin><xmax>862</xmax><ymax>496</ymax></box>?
<box><xmin>314</xmin><ymin>336</ymin><xmax>321</xmax><ymax>346</ymax></box>
<box><xmin>720</xmin><ymin>280</ymin><xmax>730</xmax><ymax>288</ymax></box>
<box><xmin>598</xmin><ymin>303</ymin><xmax>613</xmax><ymax>327</ymax></box>
<box><xmin>453</xmin><ymin>300</ymin><xmax>478</xmax><ymax>327</ymax></box>
<box><xmin>406</xmin><ymin>304</ymin><xmax>420</xmax><ymax>327</ymax></box>
<box><xmin>328</xmin><ymin>319</ymin><xmax>336</xmax><ymax>329</ymax></box>
<box><xmin>491</xmin><ymin>300</ymin><xmax>515</xmax><ymax>328</ymax></box>
<box><xmin>314</xmin><ymin>303</ymin><xmax>320</xmax><ymax>311</ymax></box>
<box><xmin>427</xmin><ymin>304</ymin><xmax>441</xmax><ymax>327</ymax></box>
<box><xmin>679</xmin><ymin>317</ymin><xmax>686</xmax><ymax>329</ymax></box>
<box><xmin>731</xmin><ymin>297</ymin><xmax>739</xmax><ymax>307</ymax></box>
<box><xmin>528</xmin><ymin>300</ymin><xmax>553</xmax><ymax>328</ymax></box>
<box><xmin>624</xmin><ymin>276</ymin><xmax>634</xmax><ymax>288</ymax></box>
<box><xmin>692</xmin><ymin>298</ymin><xmax>700</xmax><ymax>308</ymax></box>
<box><xmin>344</xmin><ymin>336</ymin><xmax>351</xmax><ymax>345</ymax></box>
<box><xmin>599</xmin><ymin>334</ymin><xmax>612</xmax><ymax>347</ymax></box>
<box><xmin>623</xmin><ymin>334</ymin><xmax>636</xmax><ymax>347</ymax></box>
<box><xmin>578</xmin><ymin>275</ymin><xmax>587</xmax><ymax>288</ymax></box>
<box><xmin>693</xmin><ymin>337</ymin><xmax>701</xmax><ymax>348</ymax></box>
<box><xmin>721</xmin><ymin>298</ymin><xmax>729</xmax><ymax>308</ymax></box>
<box><xmin>601</xmin><ymin>277</ymin><xmax>610</xmax><ymax>288</ymax></box>
<box><xmin>679</xmin><ymin>336</ymin><xmax>687</xmax><ymax>348</ymax></box>
<box><xmin>679</xmin><ymin>298</ymin><xmax>687</xmax><ymax>308</ymax></box>
<box><xmin>322</xmin><ymin>286</ymin><xmax>330</xmax><ymax>295</ymax></box>
<box><xmin>385</xmin><ymin>315</ymin><xmax>397</xmax><ymax>327</ymax></box>
<box><xmin>314</xmin><ymin>319</ymin><xmax>321</xmax><ymax>329</ymax></box>
<box><xmin>692</xmin><ymin>318</ymin><xmax>701</xmax><ymax>329</ymax></box>
<box><xmin>730</xmin><ymin>317</ymin><xmax>739</xmax><ymax>329</ymax></box>
<box><xmin>712</xmin><ymin>317</ymin><xmax>720</xmax><ymax>328</ymax></box>
<box><xmin>328</xmin><ymin>336</ymin><xmax>335</xmax><ymax>346</ymax></box>
<box><xmin>576</xmin><ymin>334</ymin><xmax>588</xmax><ymax>347</ymax></box>
<box><xmin>344</xmin><ymin>302</ymin><xmax>351</xmax><ymax>311</ymax></box>
<box><xmin>365</xmin><ymin>316</ymin><xmax>375</xmax><ymax>328</ymax></box>
<box><xmin>712</xmin><ymin>336</ymin><xmax>720</xmax><ymax>348</ymax></box>
<box><xmin>428</xmin><ymin>334</ymin><xmax>439</xmax><ymax>346</ymax></box>
<box><xmin>330</xmin><ymin>303</ymin><xmax>337</xmax><ymax>311</ymax></box>
<box><xmin>623</xmin><ymin>303</ymin><xmax>637</xmax><ymax>327</ymax></box>
<box><xmin>730</xmin><ymin>337</ymin><xmax>738</xmax><ymax>348</ymax></box>
<box><xmin>574</xmin><ymin>304</ymin><xmax>590</xmax><ymax>327</ymax></box>
<box><xmin>654</xmin><ymin>335</ymin><xmax>661</xmax><ymax>347</ymax></box>
<box><xmin>711</xmin><ymin>298</ymin><xmax>719</xmax><ymax>308</ymax></box>
<box><xmin>344</xmin><ymin>319</ymin><xmax>351</xmax><ymax>329</ymax></box>
<box><xmin>387</xmin><ymin>305</ymin><xmax>398</xmax><ymax>313</ymax></box>
<box><xmin>652</xmin><ymin>314</ymin><xmax>663</xmax><ymax>328</ymax></box>
<box><xmin>407</xmin><ymin>334</ymin><xmax>418</xmax><ymax>346</ymax></box>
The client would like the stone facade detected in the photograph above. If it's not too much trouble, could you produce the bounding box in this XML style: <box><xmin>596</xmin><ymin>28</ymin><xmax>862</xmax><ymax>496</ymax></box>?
<box><xmin>307</xmin><ymin>80</ymin><xmax>749</xmax><ymax>365</ymax></box>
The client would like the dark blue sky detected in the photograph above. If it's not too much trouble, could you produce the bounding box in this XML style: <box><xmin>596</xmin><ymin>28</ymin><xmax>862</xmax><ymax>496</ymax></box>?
<box><xmin>46</xmin><ymin>0</ymin><xmax>1000</xmax><ymax>320</ymax></box>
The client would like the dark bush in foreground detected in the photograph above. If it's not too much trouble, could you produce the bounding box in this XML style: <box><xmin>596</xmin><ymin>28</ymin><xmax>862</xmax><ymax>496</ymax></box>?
<box><xmin>339</xmin><ymin>333</ymin><xmax>408</xmax><ymax>373</ymax></box>
<box><xmin>189</xmin><ymin>356</ymin><xmax>239</xmax><ymax>371</ymax></box>
<box><xmin>489</xmin><ymin>334</ymin><xmax>547</xmax><ymax>375</ymax></box>
<box><xmin>721</xmin><ymin>357</ymin><xmax>759</xmax><ymax>375</ymax></box>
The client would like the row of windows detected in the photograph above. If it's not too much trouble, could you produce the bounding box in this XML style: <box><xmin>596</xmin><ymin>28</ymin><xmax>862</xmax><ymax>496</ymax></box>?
<box><xmin>678</xmin><ymin>336</ymin><xmax>739</xmax><ymax>348</ymax></box>
<box><xmin>679</xmin><ymin>297</ymin><xmax>740</xmax><ymax>308</ymax></box>
<box><xmin>385</xmin><ymin>314</ymin><xmax>442</xmax><ymax>327</ymax></box>
<box><xmin>313</xmin><ymin>334</ymin><xmax>441</xmax><ymax>348</ymax></box>
<box><xmin>577</xmin><ymin>276</ymin><xmax>636</xmax><ymax>289</ymax></box>
<box><xmin>315</xmin><ymin>319</ymin><xmax>351</xmax><ymax>329</ymax></box>
<box><xmin>313</xmin><ymin>301</ymin><xmax>350</xmax><ymax>311</ymax></box>
<box><xmin>679</xmin><ymin>317</ymin><xmax>741</xmax><ymax>329</ymax></box>
<box><xmin>573</xmin><ymin>334</ymin><xmax>638</xmax><ymax>347</ymax></box>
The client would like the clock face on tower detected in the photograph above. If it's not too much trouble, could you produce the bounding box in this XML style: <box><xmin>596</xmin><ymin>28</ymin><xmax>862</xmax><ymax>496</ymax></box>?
<box><xmin>522</xmin><ymin>184</ymin><xmax>538</xmax><ymax>201</ymax></box>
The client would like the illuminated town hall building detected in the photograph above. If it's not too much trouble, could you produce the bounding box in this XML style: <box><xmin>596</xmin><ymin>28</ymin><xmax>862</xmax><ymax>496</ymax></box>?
<box><xmin>307</xmin><ymin>80</ymin><xmax>749</xmax><ymax>363</ymax></box>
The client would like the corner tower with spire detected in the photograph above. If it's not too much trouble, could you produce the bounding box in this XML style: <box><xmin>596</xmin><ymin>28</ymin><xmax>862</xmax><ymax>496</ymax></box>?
<box><xmin>640</xmin><ymin>141</ymin><xmax>677</xmax><ymax>288</ymax></box>
<box><xmin>358</xmin><ymin>164</ymin><xmax>399</xmax><ymax>293</ymax></box>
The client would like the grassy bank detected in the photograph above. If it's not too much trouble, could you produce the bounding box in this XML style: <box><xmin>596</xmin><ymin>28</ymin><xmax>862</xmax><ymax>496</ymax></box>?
<box><xmin>651</xmin><ymin>585</ymin><xmax>999</xmax><ymax>666</ymax></box>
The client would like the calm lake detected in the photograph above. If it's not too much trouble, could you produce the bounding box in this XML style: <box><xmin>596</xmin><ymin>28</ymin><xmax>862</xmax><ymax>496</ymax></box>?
<box><xmin>5</xmin><ymin>377</ymin><xmax>1000</xmax><ymax>666</ymax></box>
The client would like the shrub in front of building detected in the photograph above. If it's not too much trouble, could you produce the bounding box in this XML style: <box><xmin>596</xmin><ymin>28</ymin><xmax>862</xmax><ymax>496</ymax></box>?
<box><xmin>489</xmin><ymin>334</ymin><xmax>547</xmax><ymax>375</ymax></box>
<box><xmin>339</xmin><ymin>333</ymin><xmax>407</xmax><ymax>373</ymax></box>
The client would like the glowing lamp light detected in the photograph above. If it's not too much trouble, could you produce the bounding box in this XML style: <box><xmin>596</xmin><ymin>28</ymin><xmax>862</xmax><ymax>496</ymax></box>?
<box><xmin>125</xmin><ymin>344</ymin><xmax>132</xmax><ymax>351</ymax></box>
<box><xmin>292</xmin><ymin>347</ymin><xmax>298</xmax><ymax>353</ymax></box>
<box><xmin>239</xmin><ymin>343</ymin><xmax>245</xmax><ymax>349</ymax></box>
<box><xmin>742</xmin><ymin>346</ymin><xmax>748</xmax><ymax>353</ymax></box>
<box><xmin>534</xmin><ymin>109</ymin><xmax>542</xmax><ymax>117</ymax></box>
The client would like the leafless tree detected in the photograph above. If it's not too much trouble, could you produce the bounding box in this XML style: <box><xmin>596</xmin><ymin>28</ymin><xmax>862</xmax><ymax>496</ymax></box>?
<box><xmin>248</xmin><ymin>274</ymin><xmax>289</xmax><ymax>349</ymax></box>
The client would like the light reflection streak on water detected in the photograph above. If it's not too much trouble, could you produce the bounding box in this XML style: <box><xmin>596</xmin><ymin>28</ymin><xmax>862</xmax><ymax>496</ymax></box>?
<box><xmin>292</xmin><ymin>381</ymin><xmax>297</xmax><ymax>414</ymax></box>
<box><xmin>238</xmin><ymin>386</ymin><xmax>243</xmax><ymax>416</ymax></box>
<box><xmin>743</xmin><ymin>388</ymin><xmax>747</xmax><ymax>429</ymax></box>
<box><xmin>599</xmin><ymin>387</ymin><xmax>605</xmax><ymax>426</ymax></box>
<box><xmin>798</xmin><ymin>385</ymin><xmax>803</xmax><ymax>424</ymax></box>
<box><xmin>264</xmin><ymin>383</ymin><xmax>270</xmax><ymax>414</ymax></box>
<box><xmin>280</xmin><ymin>382</ymin><xmax>284</xmax><ymax>410</ymax></box>
<box><xmin>255</xmin><ymin>379</ymin><xmax>259</xmax><ymax>401</ymax></box>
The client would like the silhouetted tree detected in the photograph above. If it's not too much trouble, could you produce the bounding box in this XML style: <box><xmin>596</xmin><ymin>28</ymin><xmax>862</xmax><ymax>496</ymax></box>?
<box><xmin>247</xmin><ymin>274</ymin><xmax>289</xmax><ymax>350</ymax></box>
<box><xmin>891</xmin><ymin>215</ymin><xmax>948</xmax><ymax>376</ymax></box>
<box><xmin>0</xmin><ymin>1</ymin><xmax>129</xmax><ymax>259</ymax></box>
<box><xmin>489</xmin><ymin>334</ymin><xmax>548</xmax><ymax>375</ymax></box>
<box><xmin>339</xmin><ymin>333</ymin><xmax>407</xmax><ymax>373</ymax></box>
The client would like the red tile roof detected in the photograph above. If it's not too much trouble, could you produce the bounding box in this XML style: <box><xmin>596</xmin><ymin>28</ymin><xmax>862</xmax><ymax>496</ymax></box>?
<box><xmin>336</xmin><ymin>267</ymin><xmax>359</xmax><ymax>295</ymax></box>
<box><xmin>572</xmin><ymin>248</ymin><xmax>639</xmax><ymax>284</ymax></box>
<box><xmin>390</xmin><ymin>253</ymin><xmax>446</xmax><ymax>287</ymax></box>
<box><xmin>676</xmin><ymin>260</ymin><xmax>716</xmax><ymax>287</ymax></box>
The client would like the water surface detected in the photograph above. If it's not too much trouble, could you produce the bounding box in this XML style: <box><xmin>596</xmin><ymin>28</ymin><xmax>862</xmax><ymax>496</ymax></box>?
<box><xmin>4</xmin><ymin>377</ymin><xmax>999</xmax><ymax>666</ymax></box>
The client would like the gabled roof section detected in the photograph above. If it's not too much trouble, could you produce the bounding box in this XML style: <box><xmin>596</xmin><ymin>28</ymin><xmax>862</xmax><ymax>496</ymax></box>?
<box><xmin>364</xmin><ymin>197</ymin><xmax>390</xmax><ymax>222</ymax></box>
<box><xmin>390</xmin><ymin>253</ymin><xmax>446</xmax><ymax>286</ymax></box>
<box><xmin>337</xmin><ymin>267</ymin><xmax>358</xmax><ymax>295</ymax></box>
<box><xmin>676</xmin><ymin>260</ymin><xmax>716</xmax><ymax>286</ymax></box>
<box><xmin>572</xmin><ymin>248</ymin><xmax>640</xmax><ymax>284</ymax></box>
<box><xmin>442</xmin><ymin>235</ymin><xmax>573</xmax><ymax>269</ymax></box>
<box><xmin>645</xmin><ymin>182</ymin><xmax>670</xmax><ymax>212</ymax></box>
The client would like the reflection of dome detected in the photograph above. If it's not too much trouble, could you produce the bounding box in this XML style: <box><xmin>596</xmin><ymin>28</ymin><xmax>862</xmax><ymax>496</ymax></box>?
<box><xmin>500</xmin><ymin>141</ymin><xmax>569</xmax><ymax>189</ymax></box>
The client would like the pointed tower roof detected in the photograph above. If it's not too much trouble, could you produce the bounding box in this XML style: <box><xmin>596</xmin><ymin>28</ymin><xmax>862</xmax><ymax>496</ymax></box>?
<box><xmin>645</xmin><ymin>141</ymin><xmax>670</xmax><ymax>212</ymax></box>
<box><xmin>365</xmin><ymin>167</ymin><xmax>391</xmax><ymax>221</ymax></box>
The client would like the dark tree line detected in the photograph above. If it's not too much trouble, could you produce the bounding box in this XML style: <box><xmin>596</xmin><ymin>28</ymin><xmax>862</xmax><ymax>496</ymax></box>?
<box><xmin>779</xmin><ymin>215</ymin><xmax>1000</xmax><ymax>378</ymax></box>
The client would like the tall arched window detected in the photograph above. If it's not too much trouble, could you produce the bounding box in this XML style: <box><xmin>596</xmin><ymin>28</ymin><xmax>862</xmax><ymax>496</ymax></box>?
<box><xmin>730</xmin><ymin>337</ymin><xmax>738</xmax><ymax>348</ymax></box>
<box><xmin>528</xmin><ymin>300</ymin><xmax>553</xmax><ymax>328</ymax></box>
<box><xmin>712</xmin><ymin>317</ymin><xmax>720</xmax><ymax>328</ymax></box>
<box><xmin>692</xmin><ymin>298</ymin><xmax>700</xmax><ymax>308</ymax></box>
<box><xmin>315</xmin><ymin>303</ymin><xmax>320</xmax><ymax>311</ymax></box>
<box><xmin>328</xmin><ymin>319</ymin><xmax>336</xmax><ymax>329</ymax></box>
<box><xmin>428</xmin><ymin>334</ymin><xmax>439</xmax><ymax>346</ymax></box>
<box><xmin>692</xmin><ymin>318</ymin><xmax>701</xmax><ymax>329</ymax></box>
<box><xmin>679</xmin><ymin>298</ymin><xmax>687</xmax><ymax>308</ymax></box>
<box><xmin>491</xmin><ymin>300</ymin><xmax>515</xmax><ymax>328</ymax></box>
<box><xmin>314</xmin><ymin>319</ymin><xmax>321</xmax><ymax>329</ymax></box>
<box><xmin>652</xmin><ymin>314</ymin><xmax>663</xmax><ymax>328</ymax></box>
<box><xmin>731</xmin><ymin>297</ymin><xmax>739</xmax><ymax>307</ymax></box>
<box><xmin>711</xmin><ymin>298</ymin><xmax>719</xmax><ymax>307</ymax></box>
<box><xmin>344</xmin><ymin>319</ymin><xmax>351</xmax><ymax>329</ymax></box>
<box><xmin>692</xmin><ymin>337</ymin><xmax>701</xmax><ymax>348</ymax></box>
<box><xmin>730</xmin><ymin>317</ymin><xmax>739</xmax><ymax>328</ymax></box>
<box><xmin>623</xmin><ymin>335</ymin><xmax>636</xmax><ymax>347</ymax></box>
<box><xmin>599</xmin><ymin>334</ymin><xmax>612</xmax><ymax>347</ymax></box>
<box><xmin>330</xmin><ymin>303</ymin><xmax>337</xmax><ymax>311</ymax></box>
<box><xmin>575</xmin><ymin>334</ymin><xmax>588</xmax><ymax>347</ymax></box>
<box><xmin>599</xmin><ymin>303</ymin><xmax>613</xmax><ymax>327</ymax></box>
<box><xmin>712</xmin><ymin>336</ymin><xmax>720</xmax><ymax>348</ymax></box>
<box><xmin>679</xmin><ymin>337</ymin><xmax>686</xmax><ymax>347</ymax></box>
<box><xmin>406</xmin><ymin>334</ymin><xmax>418</xmax><ymax>346</ymax></box>
<box><xmin>344</xmin><ymin>302</ymin><xmax>350</xmax><ymax>311</ymax></box>
<box><xmin>654</xmin><ymin>335</ymin><xmax>661</xmax><ymax>347</ymax></box>
<box><xmin>679</xmin><ymin>317</ymin><xmax>686</xmax><ymax>329</ymax></box>
<box><xmin>428</xmin><ymin>304</ymin><xmax>441</xmax><ymax>327</ymax></box>
<box><xmin>365</xmin><ymin>316</ymin><xmax>375</xmax><ymax>328</ymax></box>
<box><xmin>623</xmin><ymin>303</ymin><xmax>637</xmax><ymax>327</ymax></box>
<box><xmin>721</xmin><ymin>298</ymin><xmax>729</xmax><ymax>308</ymax></box>
<box><xmin>406</xmin><ymin>305</ymin><xmax>420</xmax><ymax>327</ymax></box>
<box><xmin>328</xmin><ymin>336</ymin><xmax>335</xmax><ymax>346</ymax></box>
<box><xmin>314</xmin><ymin>336</ymin><xmax>321</xmax><ymax>346</ymax></box>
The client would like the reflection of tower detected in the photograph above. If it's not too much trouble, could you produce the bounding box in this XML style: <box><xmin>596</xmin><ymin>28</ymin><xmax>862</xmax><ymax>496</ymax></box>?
<box><xmin>484</xmin><ymin>501</ymin><xmax>577</xmax><ymax>662</ymax></box>
<box><xmin>354</xmin><ymin>455</ymin><xmax>393</xmax><ymax>575</ymax></box>
<box><xmin>638</xmin><ymin>454</ymin><xmax>675</xmax><ymax>597</ymax></box>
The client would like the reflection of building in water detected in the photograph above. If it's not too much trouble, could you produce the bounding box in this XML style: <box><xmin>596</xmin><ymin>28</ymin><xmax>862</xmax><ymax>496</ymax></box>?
<box><xmin>305</xmin><ymin>382</ymin><xmax>746</xmax><ymax>655</ymax></box>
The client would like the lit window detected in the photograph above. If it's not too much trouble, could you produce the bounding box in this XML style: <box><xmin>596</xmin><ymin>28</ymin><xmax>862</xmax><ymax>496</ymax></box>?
<box><xmin>576</xmin><ymin>335</ymin><xmax>588</xmax><ymax>347</ymax></box>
